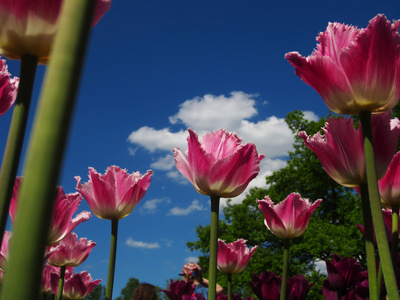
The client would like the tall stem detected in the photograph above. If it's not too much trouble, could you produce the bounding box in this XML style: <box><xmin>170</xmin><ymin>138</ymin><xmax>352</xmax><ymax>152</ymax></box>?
<box><xmin>280</xmin><ymin>239</ymin><xmax>289</xmax><ymax>300</ymax></box>
<box><xmin>56</xmin><ymin>266</ymin><xmax>66</xmax><ymax>300</ymax></box>
<box><xmin>0</xmin><ymin>55</ymin><xmax>38</xmax><ymax>244</ymax></box>
<box><xmin>227</xmin><ymin>273</ymin><xmax>232</xmax><ymax>300</ymax></box>
<box><xmin>360</xmin><ymin>111</ymin><xmax>399</xmax><ymax>299</ymax></box>
<box><xmin>0</xmin><ymin>1</ymin><xmax>96</xmax><ymax>299</ymax></box>
<box><xmin>391</xmin><ymin>205</ymin><xmax>399</xmax><ymax>274</ymax></box>
<box><xmin>359</xmin><ymin>183</ymin><xmax>378</xmax><ymax>300</ymax></box>
<box><xmin>208</xmin><ymin>196</ymin><xmax>220</xmax><ymax>300</ymax></box>
<box><xmin>106</xmin><ymin>219</ymin><xmax>118</xmax><ymax>300</ymax></box>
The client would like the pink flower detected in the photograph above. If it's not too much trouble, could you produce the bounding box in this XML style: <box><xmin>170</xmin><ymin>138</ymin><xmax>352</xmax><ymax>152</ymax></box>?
<box><xmin>379</xmin><ymin>152</ymin><xmax>400</xmax><ymax>208</ymax></box>
<box><xmin>75</xmin><ymin>166</ymin><xmax>153</xmax><ymax>220</ymax></box>
<box><xmin>257</xmin><ymin>193</ymin><xmax>321</xmax><ymax>239</ymax></box>
<box><xmin>250</xmin><ymin>272</ymin><xmax>281</xmax><ymax>300</ymax></box>
<box><xmin>47</xmin><ymin>232</ymin><xmax>96</xmax><ymax>267</ymax></box>
<box><xmin>173</xmin><ymin>128</ymin><xmax>264</xmax><ymax>198</ymax></box>
<box><xmin>0</xmin><ymin>59</ymin><xmax>18</xmax><ymax>116</ymax></box>
<box><xmin>50</xmin><ymin>269</ymin><xmax>101</xmax><ymax>299</ymax></box>
<box><xmin>10</xmin><ymin>177</ymin><xmax>91</xmax><ymax>245</ymax></box>
<box><xmin>0</xmin><ymin>0</ymin><xmax>112</xmax><ymax>62</ymax></box>
<box><xmin>286</xmin><ymin>14</ymin><xmax>400</xmax><ymax>115</ymax></box>
<box><xmin>0</xmin><ymin>231</ymin><xmax>12</xmax><ymax>270</ymax></box>
<box><xmin>41</xmin><ymin>264</ymin><xmax>63</xmax><ymax>294</ymax></box>
<box><xmin>217</xmin><ymin>239</ymin><xmax>257</xmax><ymax>274</ymax></box>
<box><xmin>299</xmin><ymin>112</ymin><xmax>400</xmax><ymax>187</ymax></box>
<box><xmin>161</xmin><ymin>280</ymin><xmax>196</xmax><ymax>300</ymax></box>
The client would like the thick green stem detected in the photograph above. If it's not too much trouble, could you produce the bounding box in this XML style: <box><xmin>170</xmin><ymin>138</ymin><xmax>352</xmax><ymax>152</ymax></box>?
<box><xmin>106</xmin><ymin>219</ymin><xmax>119</xmax><ymax>300</ymax></box>
<box><xmin>359</xmin><ymin>183</ymin><xmax>378</xmax><ymax>300</ymax></box>
<box><xmin>280</xmin><ymin>239</ymin><xmax>289</xmax><ymax>300</ymax></box>
<box><xmin>227</xmin><ymin>273</ymin><xmax>232</xmax><ymax>300</ymax></box>
<box><xmin>56</xmin><ymin>266</ymin><xmax>66</xmax><ymax>300</ymax></box>
<box><xmin>0</xmin><ymin>55</ymin><xmax>38</xmax><ymax>244</ymax></box>
<box><xmin>0</xmin><ymin>1</ymin><xmax>96</xmax><ymax>299</ymax></box>
<box><xmin>377</xmin><ymin>262</ymin><xmax>383</xmax><ymax>298</ymax></box>
<box><xmin>208</xmin><ymin>196</ymin><xmax>220</xmax><ymax>300</ymax></box>
<box><xmin>360</xmin><ymin>111</ymin><xmax>399</xmax><ymax>299</ymax></box>
<box><xmin>391</xmin><ymin>205</ymin><xmax>399</xmax><ymax>275</ymax></box>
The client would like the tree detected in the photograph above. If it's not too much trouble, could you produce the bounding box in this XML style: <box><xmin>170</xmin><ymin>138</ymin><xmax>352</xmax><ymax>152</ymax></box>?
<box><xmin>115</xmin><ymin>277</ymin><xmax>140</xmax><ymax>300</ymax></box>
<box><xmin>187</xmin><ymin>110</ymin><xmax>365</xmax><ymax>299</ymax></box>
<box><xmin>83</xmin><ymin>284</ymin><xmax>106</xmax><ymax>300</ymax></box>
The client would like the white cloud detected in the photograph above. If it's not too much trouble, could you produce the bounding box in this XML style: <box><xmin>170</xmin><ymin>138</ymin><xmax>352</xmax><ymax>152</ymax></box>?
<box><xmin>127</xmin><ymin>127</ymin><xmax>188</xmax><ymax>152</ymax></box>
<box><xmin>169</xmin><ymin>91</ymin><xmax>258</xmax><ymax>131</ymax></box>
<box><xmin>315</xmin><ymin>259</ymin><xmax>327</xmax><ymax>275</ymax></box>
<box><xmin>184</xmin><ymin>256</ymin><xmax>199</xmax><ymax>264</ymax></box>
<box><xmin>168</xmin><ymin>199</ymin><xmax>207</xmax><ymax>216</ymax></box>
<box><xmin>303</xmin><ymin>111</ymin><xmax>320</xmax><ymax>122</ymax></box>
<box><xmin>150</xmin><ymin>154</ymin><xmax>175</xmax><ymax>170</ymax></box>
<box><xmin>141</xmin><ymin>198</ymin><xmax>171</xmax><ymax>213</ymax></box>
<box><xmin>126</xmin><ymin>238</ymin><xmax>160</xmax><ymax>249</ymax></box>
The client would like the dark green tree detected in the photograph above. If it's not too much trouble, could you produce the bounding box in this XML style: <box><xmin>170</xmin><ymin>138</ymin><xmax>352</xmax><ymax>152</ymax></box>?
<box><xmin>83</xmin><ymin>283</ymin><xmax>106</xmax><ymax>300</ymax></box>
<box><xmin>187</xmin><ymin>110</ymin><xmax>365</xmax><ymax>299</ymax></box>
<box><xmin>115</xmin><ymin>278</ymin><xmax>140</xmax><ymax>300</ymax></box>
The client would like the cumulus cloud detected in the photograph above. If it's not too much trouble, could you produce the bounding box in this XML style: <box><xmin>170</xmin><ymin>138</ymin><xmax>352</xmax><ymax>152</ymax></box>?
<box><xmin>169</xmin><ymin>91</ymin><xmax>258</xmax><ymax>131</ymax></box>
<box><xmin>126</xmin><ymin>238</ymin><xmax>160</xmax><ymax>249</ymax></box>
<box><xmin>141</xmin><ymin>197</ymin><xmax>171</xmax><ymax>213</ymax></box>
<box><xmin>168</xmin><ymin>199</ymin><xmax>207</xmax><ymax>216</ymax></box>
<box><xmin>150</xmin><ymin>154</ymin><xmax>175</xmax><ymax>170</ymax></box>
<box><xmin>184</xmin><ymin>256</ymin><xmax>199</xmax><ymax>264</ymax></box>
<box><xmin>303</xmin><ymin>110</ymin><xmax>320</xmax><ymax>122</ymax></box>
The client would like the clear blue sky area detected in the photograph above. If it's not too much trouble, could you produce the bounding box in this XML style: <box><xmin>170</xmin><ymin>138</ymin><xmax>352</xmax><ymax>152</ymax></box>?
<box><xmin>1</xmin><ymin>1</ymin><xmax>400</xmax><ymax>298</ymax></box>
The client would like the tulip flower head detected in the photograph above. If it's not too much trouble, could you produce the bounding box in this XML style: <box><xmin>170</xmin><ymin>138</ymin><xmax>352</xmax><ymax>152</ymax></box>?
<box><xmin>0</xmin><ymin>231</ymin><xmax>11</xmax><ymax>271</ymax></box>
<box><xmin>75</xmin><ymin>166</ymin><xmax>153</xmax><ymax>220</ymax></box>
<box><xmin>47</xmin><ymin>232</ymin><xmax>96</xmax><ymax>267</ymax></box>
<box><xmin>50</xmin><ymin>269</ymin><xmax>101</xmax><ymax>299</ymax></box>
<box><xmin>0</xmin><ymin>58</ymin><xmax>18</xmax><ymax>116</ymax></box>
<box><xmin>161</xmin><ymin>279</ymin><xmax>196</xmax><ymax>300</ymax></box>
<box><xmin>217</xmin><ymin>239</ymin><xmax>257</xmax><ymax>274</ymax></box>
<box><xmin>257</xmin><ymin>193</ymin><xmax>321</xmax><ymax>239</ymax></box>
<box><xmin>41</xmin><ymin>264</ymin><xmax>63</xmax><ymax>294</ymax></box>
<box><xmin>0</xmin><ymin>0</ymin><xmax>112</xmax><ymax>62</ymax></box>
<box><xmin>250</xmin><ymin>271</ymin><xmax>281</xmax><ymax>300</ymax></box>
<box><xmin>10</xmin><ymin>177</ymin><xmax>91</xmax><ymax>245</ymax></box>
<box><xmin>299</xmin><ymin>112</ymin><xmax>400</xmax><ymax>188</ymax></box>
<box><xmin>173</xmin><ymin>128</ymin><xmax>264</xmax><ymax>198</ymax></box>
<box><xmin>322</xmin><ymin>254</ymin><xmax>362</xmax><ymax>297</ymax></box>
<box><xmin>287</xmin><ymin>275</ymin><xmax>314</xmax><ymax>300</ymax></box>
<box><xmin>286</xmin><ymin>14</ymin><xmax>400</xmax><ymax>115</ymax></box>
<box><xmin>356</xmin><ymin>208</ymin><xmax>394</xmax><ymax>245</ymax></box>
<box><xmin>379</xmin><ymin>151</ymin><xmax>400</xmax><ymax>208</ymax></box>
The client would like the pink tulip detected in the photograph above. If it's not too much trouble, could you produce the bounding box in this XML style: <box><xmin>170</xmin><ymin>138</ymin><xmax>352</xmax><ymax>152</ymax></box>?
<box><xmin>257</xmin><ymin>193</ymin><xmax>321</xmax><ymax>239</ymax></box>
<box><xmin>173</xmin><ymin>128</ymin><xmax>264</xmax><ymax>198</ymax></box>
<box><xmin>217</xmin><ymin>239</ymin><xmax>257</xmax><ymax>274</ymax></box>
<box><xmin>286</xmin><ymin>14</ymin><xmax>400</xmax><ymax>115</ymax></box>
<box><xmin>379</xmin><ymin>152</ymin><xmax>400</xmax><ymax>208</ymax></box>
<box><xmin>0</xmin><ymin>59</ymin><xmax>18</xmax><ymax>116</ymax></box>
<box><xmin>47</xmin><ymin>232</ymin><xmax>96</xmax><ymax>267</ymax></box>
<box><xmin>0</xmin><ymin>231</ymin><xmax>11</xmax><ymax>270</ymax></box>
<box><xmin>299</xmin><ymin>112</ymin><xmax>400</xmax><ymax>187</ymax></box>
<box><xmin>75</xmin><ymin>166</ymin><xmax>153</xmax><ymax>220</ymax></box>
<box><xmin>41</xmin><ymin>263</ymin><xmax>62</xmax><ymax>294</ymax></box>
<box><xmin>0</xmin><ymin>0</ymin><xmax>112</xmax><ymax>62</ymax></box>
<box><xmin>50</xmin><ymin>269</ymin><xmax>101</xmax><ymax>299</ymax></box>
<box><xmin>10</xmin><ymin>177</ymin><xmax>91</xmax><ymax>245</ymax></box>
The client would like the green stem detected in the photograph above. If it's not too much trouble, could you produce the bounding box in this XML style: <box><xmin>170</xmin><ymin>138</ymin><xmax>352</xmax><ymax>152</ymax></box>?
<box><xmin>391</xmin><ymin>205</ymin><xmax>399</xmax><ymax>275</ymax></box>
<box><xmin>227</xmin><ymin>273</ymin><xmax>232</xmax><ymax>300</ymax></box>
<box><xmin>56</xmin><ymin>266</ymin><xmax>66</xmax><ymax>300</ymax></box>
<box><xmin>360</xmin><ymin>111</ymin><xmax>399</xmax><ymax>299</ymax></box>
<box><xmin>0</xmin><ymin>1</ymin><xmax>96</xmax><ymax>299</ymax></box>
<box><xmin>208</xmin><ymin>196</ymin><xmax>220</xmax><ymax>300</ymax></box>
<box><xmin>359</xmin><ymin>183</ymin><xmax>378</xmax><ymax>300</ymax></box>
<box><xmin>106</xmin><ymin>219</ymin><xmax>119</xmax><ymax>300</ymax></box>
<box><xmin>0</xmin><ymin>55</ymin><xmax>38</xmax><ymax>243</ymax></box>
<box><xmin>280</xmin><ymin>239</ymin><xmax>289</xmax><ymax>300</ymax></box>
<box><xmin>377</xmin><ymin>261</ymin><xmax>383</xmax><ymax>299</ymax></box>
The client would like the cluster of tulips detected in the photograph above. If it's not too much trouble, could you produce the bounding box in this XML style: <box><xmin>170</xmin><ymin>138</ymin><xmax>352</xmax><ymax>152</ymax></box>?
<box><xmin>0</xmin><ymin>1</ymin><xmax>398</xmax><ymax>300</ymax></box>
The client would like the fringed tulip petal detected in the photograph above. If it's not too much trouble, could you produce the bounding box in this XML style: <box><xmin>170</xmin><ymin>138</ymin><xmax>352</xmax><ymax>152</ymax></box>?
<box><xmin>173</xmin><ymin>128</ymin><xmax>264</xmax><ymax>198</ymax></box>
<box><xmin>300</xmin><ymin>112</ymin><xmax>400</xmax><ymax>187</ymax></box>
<box><xmin>379</xmin><ymin>152</ymin><xmax>400</xmax><ymax>207</ymax></box>
<box><xmin>257</xmin><ymin>193</ymin><xmax>321</xmax><ymax>239</ymax></box>
<box><xmin>75</xmin><ymin>166</ymin><xmax>153</xmax><ymax>220</ymax></box>
<box><xmin>217</xmin><ymin>239</ymin><xmax>257</xmax><ymax>274</ymax></box>
<box><xmin>286</xmin><ymin>14</ymin><xmax>400</xmax><ymax>114</ymax></box>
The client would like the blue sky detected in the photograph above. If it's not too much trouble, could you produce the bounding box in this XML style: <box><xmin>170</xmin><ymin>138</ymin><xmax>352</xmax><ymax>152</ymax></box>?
<box><xmin>1</xmin><ymin>0</ymin><xmax>400</xmax><ymax>298</ymax></box>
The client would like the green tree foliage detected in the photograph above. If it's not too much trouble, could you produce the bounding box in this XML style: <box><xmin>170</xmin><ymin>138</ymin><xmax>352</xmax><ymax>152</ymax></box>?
<box><xmin>187</xmin><ymin>110</ymin><xmax>365</xmax><ymax>299</ymax></box>
<box><xmin>115</xmin><ymin>277</ymin><xmax>140</xmax><ymax>300</ymax></box>
<box><xmin>83</xmin><ymin>283</ymin><xmax>106</xmax><ymax>300</ymax></box>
